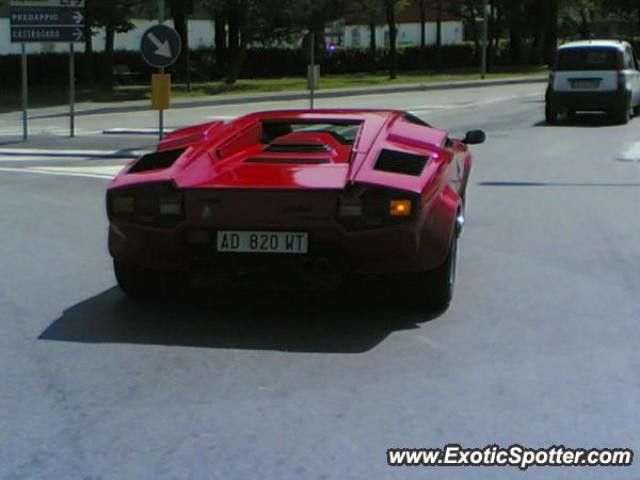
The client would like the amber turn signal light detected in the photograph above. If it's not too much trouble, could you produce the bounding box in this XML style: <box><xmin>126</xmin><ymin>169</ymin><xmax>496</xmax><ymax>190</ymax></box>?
<box><xmin>389</xmin><ymin>199</ymin><xmax>412</xmax><ymax>217</ymax></box>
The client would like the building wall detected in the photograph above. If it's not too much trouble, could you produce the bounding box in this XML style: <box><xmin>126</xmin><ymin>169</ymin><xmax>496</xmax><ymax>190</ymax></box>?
<box><xmin>343</xmin><ymin>21</ymin><xmax>463</xmax><ymax>48</ymax></box>
<box><xmin>0</xmin><ymin>19</ymin><xmax>215</xmax><ymax>55</ymax></box>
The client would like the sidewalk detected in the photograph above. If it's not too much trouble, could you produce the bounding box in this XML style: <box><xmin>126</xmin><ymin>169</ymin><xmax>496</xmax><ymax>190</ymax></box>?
<box><xmin>26</xmin><ymin>75</ymin><xmax>547</xmax><ymax>120</ymax></box>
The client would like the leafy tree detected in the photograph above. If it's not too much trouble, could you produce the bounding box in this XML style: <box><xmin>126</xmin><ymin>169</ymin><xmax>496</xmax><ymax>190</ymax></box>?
<box><xmin>168</xmin><ymin>0</ymin><xmax>194</xmax><ymax>83</ymax></box>
<box><xmin>383</xmin><ymin>0</ymin><xmax>410</xmax><ymax>78</ymax></box>
<box><xmin>87</xmin><ymin>0</ymin><xmax>137</xmax><ymax>89</ymax></box>
<box><xmin>346</xmin><ymin>0</ymin><xmax>386</xmax><ymax>67</ymax></box>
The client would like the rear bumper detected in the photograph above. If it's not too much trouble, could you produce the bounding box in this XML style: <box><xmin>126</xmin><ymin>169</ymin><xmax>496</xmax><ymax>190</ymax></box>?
<box><xmin>546</xmin><ymin>87</ymin><xmax>627</xmax><ymax>111</ymax></box>
<box><xmin>108</xmin><ymin>220</ymin><xmax>449</xmax><ymax>276</ymax></box>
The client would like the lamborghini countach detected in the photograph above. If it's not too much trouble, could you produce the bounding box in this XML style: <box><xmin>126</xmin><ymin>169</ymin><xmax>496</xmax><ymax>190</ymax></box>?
<box><xmin>107</xmin><ymin>110</ymin><xmax>485</xmax><ymax>308</ymax></box>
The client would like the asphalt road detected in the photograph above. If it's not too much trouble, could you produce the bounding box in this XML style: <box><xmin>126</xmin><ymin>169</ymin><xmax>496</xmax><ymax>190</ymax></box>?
<box><xmin>1</xmin><ymin>84</ymin><xmax>639</xmax><ymax>480</ymax></box>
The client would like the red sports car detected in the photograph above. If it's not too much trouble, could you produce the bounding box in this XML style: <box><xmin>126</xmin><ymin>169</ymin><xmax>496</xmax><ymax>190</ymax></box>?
<box><xmin>107</xmin><ymin>110</ymin><xmax>485</xmax><ymax>308</ymax></box>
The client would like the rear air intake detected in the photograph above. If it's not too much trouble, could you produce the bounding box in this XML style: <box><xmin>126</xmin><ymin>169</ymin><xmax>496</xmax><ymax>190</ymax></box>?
<box><xmin>128</xmin><ymin>148</ymin><xmax>186</xmax><ymax>173</ymax></box>
<box><xmin>264</xmin><ymin>143</ymin><xmax>331</xmax><ymax>153</ymax></box>
<box><xmin>246</xmin><ymin>157</ymin><xmax>330</xmax><ymax>164</ymax></box>
<box><xmin>374</xmin><ymin>149</ymin><xmax>428</xmax><ymax>176</ymax></box>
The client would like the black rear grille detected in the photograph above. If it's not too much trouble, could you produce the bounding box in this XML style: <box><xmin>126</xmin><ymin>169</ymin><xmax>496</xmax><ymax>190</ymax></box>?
<box><xmin>374</xmin><ymin>149</ymin><xmax>428</xmax><ymax>176</ymax></box>
<box><xmin>128</xmin><ymin>148</ymin><xmax>186</xmax><ymax>173</ymax></box>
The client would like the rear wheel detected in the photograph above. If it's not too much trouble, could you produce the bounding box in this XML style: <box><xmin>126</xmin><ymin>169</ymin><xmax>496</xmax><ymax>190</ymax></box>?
<box><xmin>114</xmin><ymin>260</ymin><xmax>191</xmax><ymax>299</ymax></box>
<box><xmin>404</xmin><ymin>234</ymin><xmax>458</xmax><ymax>311</ymax></box>
<box><xmin>545</xmin><ymin>104</ymin><xmax>559</xmax><ymax>125</ymax></box>
<box><xmin>613</xmin><ymin>97</ymin><xmax>631</xmax><ymax>125</ymax></box>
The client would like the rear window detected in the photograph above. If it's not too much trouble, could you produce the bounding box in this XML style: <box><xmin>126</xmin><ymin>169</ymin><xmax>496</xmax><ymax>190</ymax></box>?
<box><xmin>260</xmin><ymin>121</ymin><xmax>362</xmax><ymax>145</ymax></box>
<box><xmin>556</xmin><ymin>48</ymin><xmax>621</xmax><ymax>71</ymax></box>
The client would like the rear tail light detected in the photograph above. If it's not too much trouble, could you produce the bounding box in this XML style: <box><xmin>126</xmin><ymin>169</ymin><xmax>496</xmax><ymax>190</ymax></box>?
<box><xmin>159</xmin><ymin>194</ymin><xmax>183</xmax><ymax>215</ymax></box>
<box><xmin>108</xmin><ymin>182</ymin><xmax>185</xmax><ymax>228</ymax></box>
<box><xmin>390</xmin><ymin>199</ymin><xmax>412</xmax><ymax>217</ymax></box>
<box><xmin>338</xmin><ymin>188</ymin><xmax>417</xmax><ymax>230</ymax></box>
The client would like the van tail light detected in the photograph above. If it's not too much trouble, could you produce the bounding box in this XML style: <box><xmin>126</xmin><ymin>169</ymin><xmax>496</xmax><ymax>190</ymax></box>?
<box><xmin>618</xmin><ymin>72</ymin><xmax>626</xmax><ymax>89</ymax></box>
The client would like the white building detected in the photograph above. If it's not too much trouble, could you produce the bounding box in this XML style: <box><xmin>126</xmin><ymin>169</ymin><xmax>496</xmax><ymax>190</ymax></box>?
<box><xmin>339</xmin><ymin>6</ymin><xmax>463</xmax><ymax>48</ymax></box>
<box><xmin>342</xmin><ymin>21</ymin><xmax>463</xmax><ymax>48</ymax></box>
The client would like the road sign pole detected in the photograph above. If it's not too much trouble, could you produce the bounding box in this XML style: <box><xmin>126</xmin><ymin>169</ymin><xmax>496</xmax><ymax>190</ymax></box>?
<box><xmin>159</xmin><ymin>67</ymin><xmax>165</xmax><ymax>140</ymax></box>
<box><xmin>21</xmin><ymin>42</ymin><xmax>28</xmax><ymax>141</ymax></box>
<box><xmin>158</xmin><ymin>0</ymin><xmax>165</xmax><ymax>140</ymax></box>
<box><xmin>481</xmin><ymin>0</ymin><xmax>488</xmax><ymax>80</ymax></box>
<box><xmin>309</xmin><ymin>32</ymin><xmax>315</xmax><ymax>110</ymax></box>
<box><xmin>69</xmin><ymin>42</ymin><xmax>75</xmax><ymax>137</ymax></box>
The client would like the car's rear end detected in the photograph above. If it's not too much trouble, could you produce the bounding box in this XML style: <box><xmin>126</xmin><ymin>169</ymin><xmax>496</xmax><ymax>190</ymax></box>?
<box><xmin>546</xmin><ymin>42</ymin><xmax>630</xmax><ymax>123</ymax></box>
<box><xmin>107</xmin><ymin>113</ymin><xmax>447</xmax><ymax>293</ymax></box>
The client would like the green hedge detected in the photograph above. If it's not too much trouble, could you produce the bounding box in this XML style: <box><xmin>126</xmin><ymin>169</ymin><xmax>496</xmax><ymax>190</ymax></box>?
<box><xmin>0</xmin><ymin>44</ymin><xmax>520</xmax><ymax>89</ymax></box>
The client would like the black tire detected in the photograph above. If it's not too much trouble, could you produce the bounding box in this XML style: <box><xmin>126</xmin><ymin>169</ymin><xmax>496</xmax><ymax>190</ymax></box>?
<box><xmin>633</xmin><ymin>104</ymin><xmax>640</xmax><ymax>116</ymax></box>
<box><xmin>614</xmin><ymin>97</ymin><xmax>631</xmax><ymax>125</ymax></box>
<box><xmin>114</xmin><ymin>260</ymin><xmax>191</xmax><ymax>299</ymax></box>
<box><xmin>423</xmin><ymin>234</ymin><xmax>458</xmax><ymax>309</ymax></box>
<box><xmin>403</xmin><ymin>234</ymin><xmax>458</xmax><ymax>311</ymax></box>
<box><xmin>545</xmin><ymin>104</ymin><xmax>559</xmax><ymax>125</ymax></box>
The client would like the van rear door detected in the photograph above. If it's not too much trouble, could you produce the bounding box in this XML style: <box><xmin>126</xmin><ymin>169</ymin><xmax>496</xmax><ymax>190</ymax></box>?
<box><xmin>553</xmin><ymin>47</ymin><xmax>621</xmax><ymax>92</ymax></box>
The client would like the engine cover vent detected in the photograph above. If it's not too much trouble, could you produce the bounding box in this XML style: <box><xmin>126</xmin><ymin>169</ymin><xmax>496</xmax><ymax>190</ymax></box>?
<box><xmin>374</xmin><ymin>149</ymin><xmax>428</xmax><ymax>176</ymax></box>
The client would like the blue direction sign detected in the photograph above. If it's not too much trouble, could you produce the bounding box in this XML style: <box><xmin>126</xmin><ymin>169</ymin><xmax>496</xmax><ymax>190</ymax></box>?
<box><xmin>11</xmin><ymin>7</ymin><xmax>84</xmax><ymax>26</ymax></box>
<box><xmin>11</xmin><ymin>26</ymin><xmax>84</xmax><ymax>42</ymax></box>
<box><xmin>141</xmin><ymin>25</ymin><xmax>182</xmax><ymax>69</ymax></box>
<box><xmin>10</xmin><ymin>0</ymin><xmax>85</xmax><ymax>43</ymax></box>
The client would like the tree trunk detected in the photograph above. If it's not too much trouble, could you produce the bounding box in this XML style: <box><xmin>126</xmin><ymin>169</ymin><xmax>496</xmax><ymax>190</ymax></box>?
<box><xmin>509</xmin><ymin>3</ymin><xmax>525</xmax><ymax>64</ymax></box>
<box><xmin>385</xmin><ymin>0</ymin><xmax>398</xmax><ymax>79</ymax></box>
<box><xmin>227</xmin><ymin>0</ymin><xmax>240</xmax><ymax>54</ymax></box>
<box><xmin>530</xmin><ymin>2</ymin><xmax>546</xmax><ymax>65</ymax></box>
<box><xmin>488</xmin><ymin>0</ymin><xmax>498</xmax><ymax>71</ymax></box>
<box><xmin>419</xmin><ymin>0</ymin><xmax>426</xmax><ymax>70</ymax></box>
<box><xmin>214</xmin><ymin>11</ymin><xmax>227</xmax><ymax>76</ymax></box>
<box><xmin>419</xmin><ymin>0</ymin><xmax>426</xmax><ymax>49</ymax></box>
<box><xmin>225</xmin><ymin>0</ymin><xmax>247</xmax><ymax>85</ymax></box>
<box><xmin>543</xmin><ymin>0</ymin><xmax>559</xmax><ymax>65</ymax></box>
<box><xmin>435</xmin><ymin>0</ymin><xmax>442</xmax><ymax>70</ymax></box>
<box><xmin>173</xmin><ymin>12</ymin><xmax>189</xmax><ymax>83</ymax></box>
<box><xmin>104</xmin><ymin>25</ymin><xmax>115</xmax><ymax>91</ymax></box>
<box><xmin>369</xmin><ymin>22</ymin><xmax>376</xmax><ymax>54</ymax></box>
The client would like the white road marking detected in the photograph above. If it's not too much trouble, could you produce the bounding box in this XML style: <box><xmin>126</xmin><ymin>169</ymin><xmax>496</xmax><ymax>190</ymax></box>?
<box><xmin>0</xmin><ymin>155</ymin><xmax>79</xmax><ymax>163</ymax></box>
<box><xmin>0</xmin><ymin>128</ymin><xmax>103</xmax><ymax>136</ymax></box>
<box><xmin>102</xmin><ymin>128</ymin><xmax>174</xmax><ymax>135</ymax></box>
<box><xmin>0</xmin><ymin>165</ymin><xmax>124</xmax><ymax>179</ymax></box>
<box><xmin>0</xmin><ymin>148</ymin><xmax>148</xmax><ymax>158</ymax></box>
<box><xmin>618</xmin><ymin>141</ymin><xmax>640</xmax><ymax>162</ymax></box>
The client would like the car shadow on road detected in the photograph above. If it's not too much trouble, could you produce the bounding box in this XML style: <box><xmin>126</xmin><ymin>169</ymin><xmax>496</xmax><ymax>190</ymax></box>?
<box><xmin>534</xmin><ymin>112</ymin><xmax>623</xmax><ymax>128</ymax></box>
<box><xmin>39</xmin><ymin>286</ymin><xmax>442</xmax><ymax>354</ymax></box>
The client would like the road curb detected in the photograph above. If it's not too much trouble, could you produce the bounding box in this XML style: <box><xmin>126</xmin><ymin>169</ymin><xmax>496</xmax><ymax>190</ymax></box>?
<box><xmin>31</xmin><ymin>76</ymin><xmax>547</xmax><ymax>120</ymax></box>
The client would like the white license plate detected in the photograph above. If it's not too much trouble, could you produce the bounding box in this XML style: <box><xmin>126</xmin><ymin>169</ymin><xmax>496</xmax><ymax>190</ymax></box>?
<box><xmin>217</xmin><ymin>231</ymin><xmax>309</xmax><ymax>254</ymax></box>
<box><xmin>571</xmin><ymin>80</ymin><xmax>599</xmax><ymax>89</ymax></box>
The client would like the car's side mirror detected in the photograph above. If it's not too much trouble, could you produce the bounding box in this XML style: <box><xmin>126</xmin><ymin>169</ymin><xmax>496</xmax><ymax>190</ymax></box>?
<box><xmin>463</xmin><ymin>130</ymin><xmax>486</xmax><ymax>145</ymax></box>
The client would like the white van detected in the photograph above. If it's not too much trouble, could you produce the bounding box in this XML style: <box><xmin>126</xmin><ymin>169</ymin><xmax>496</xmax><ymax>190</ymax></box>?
<box><xmin>545</xmin><ymin>40</ymin><xmax>640</xmax><ymax>124</ymax></box>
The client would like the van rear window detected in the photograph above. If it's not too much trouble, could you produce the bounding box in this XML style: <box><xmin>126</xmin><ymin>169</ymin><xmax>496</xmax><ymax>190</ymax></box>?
<box><xmin>556</xmin><ymin>48</ymin><xmax>620</xmax><ymax>71</ymax></box>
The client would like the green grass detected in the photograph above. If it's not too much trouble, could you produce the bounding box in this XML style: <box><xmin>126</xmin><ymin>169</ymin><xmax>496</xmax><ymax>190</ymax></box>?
<box><xmin>0</xmin><ymin>66</ymin><xmax>548</xmax><ymax>112</ymax></box>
